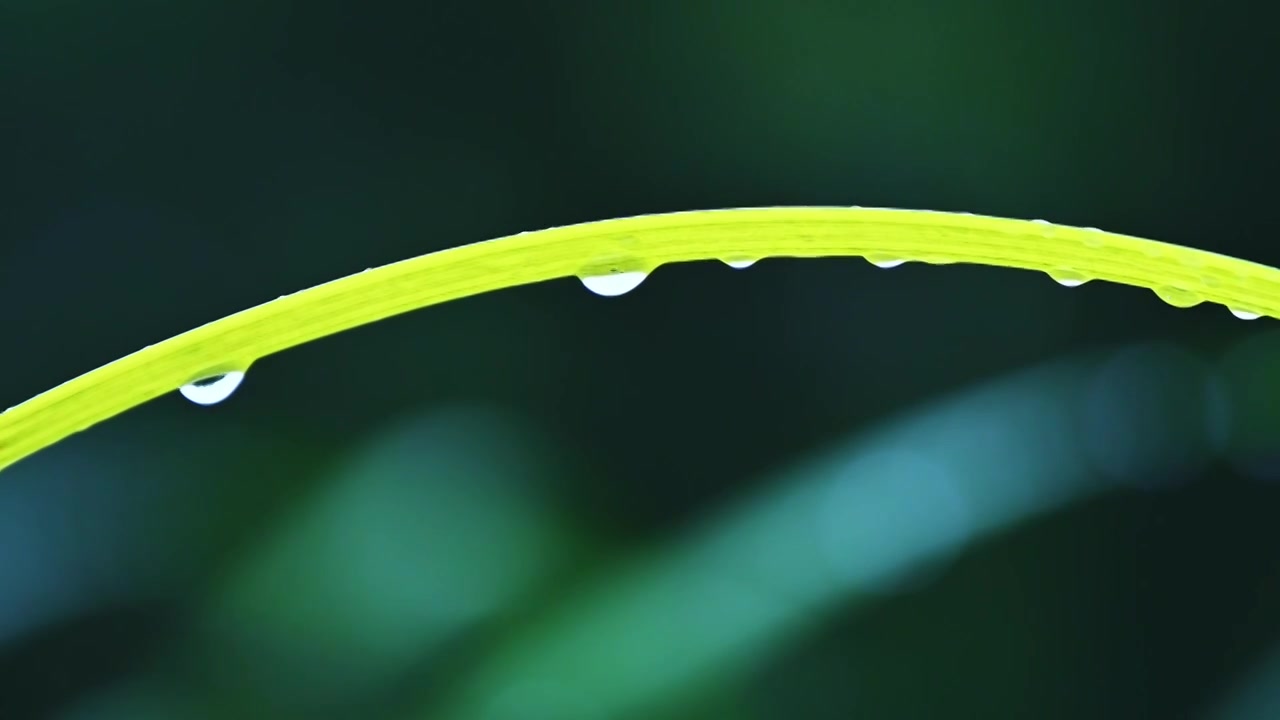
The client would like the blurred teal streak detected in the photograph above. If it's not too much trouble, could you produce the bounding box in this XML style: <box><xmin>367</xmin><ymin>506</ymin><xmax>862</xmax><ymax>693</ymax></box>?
<box><xmin>1218</xmin><ymin>329</ymin><xmax>1280</xmax><ymax>481</ymax></box>
<box><xmin>0</xmin><ymin>449</ymin><xmax>131</xmax><ymax>647</ymax></box>
<box><xmin>0</xmin><ymin>420</ymin><xmax>281</xmax><ymax>649</ymax></box>
<box><xmin>59</xmin><ymin>674</ymin><xmax>217</xmax><ymax>720</ymax></box>
<box><xmin>1206</xmin><ymin>333</ymin><xmax>1280</xmax><ymax>718</ymax></box>
<box><xmin>185</xmin><ymin>405</ymin><xmax>571</xmax><ymax>714</ymax></box>
<box><xmin>428</xmin><ymin>346</ymin><xmax>1220</xmax><ymax>719</ymax></box>
<box><xmin>1082</xmin><ymin>344</ymin><xmax>1227</xmax><ymax>486</ymax></box>
<box><xmin>1210</xmin><ymin>647</ymin><xmax>1280</xmax><ymax>720</ymax></box>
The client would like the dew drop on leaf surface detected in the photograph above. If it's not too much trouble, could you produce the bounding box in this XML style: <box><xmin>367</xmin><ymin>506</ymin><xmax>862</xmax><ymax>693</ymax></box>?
<box><xmin>1048</xmin><ymin>269</ymin><xmax>1090</xmax><ymax>288</ymax></box>
<box><xmin>180</xmin><ymin>371</ymin><xmax>245</xmax><ymax>406</ymax></box>
<box><xmin>579</xmin><ymin>271</ymin><xmax>647</xmax><ymax>297</ymax></box>
<box><xmin>866</xmin><ymin>255</ymin><xmax>906</xmax><ymax>269</ymax></box>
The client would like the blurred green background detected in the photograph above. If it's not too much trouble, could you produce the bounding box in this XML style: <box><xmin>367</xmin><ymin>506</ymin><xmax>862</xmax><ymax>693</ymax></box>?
<box><xmin>3</xmin><ymin>2</ymin><xmax>1280</xmax><ymax>718</ymax></box>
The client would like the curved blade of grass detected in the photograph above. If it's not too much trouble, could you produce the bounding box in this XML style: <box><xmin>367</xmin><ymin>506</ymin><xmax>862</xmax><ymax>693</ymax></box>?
<box><xmin>3</xmin><ymin>206</ymin><xmax>1279</xmax><ymax>473</ymax></box>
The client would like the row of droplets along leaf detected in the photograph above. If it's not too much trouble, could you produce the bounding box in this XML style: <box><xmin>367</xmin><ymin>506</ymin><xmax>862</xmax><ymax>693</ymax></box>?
<box><xmin>577</xmin><ymin>251</ymin><xmax>1268</xmax><ymax>321</ymax></box>
<box><xmin>177</xmin><ymin>237</ymin><xmax>1267</xmax><ymax>407</ymax></box>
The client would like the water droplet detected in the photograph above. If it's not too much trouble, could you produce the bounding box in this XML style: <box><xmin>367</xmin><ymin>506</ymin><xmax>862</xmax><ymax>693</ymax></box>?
<box><xmin>1048</xmin><ymin>269</ymin><xmax>1090</xmax><ymax>287</ymax></box>
<box><xmin>1230</xmin><ymin>308</ymin><xmax>1262</xmax><ymax>321</ymax></box>
<box><xmin>1153</xmin><ymin>286</ymin><xmax>1203</xmax><ymax>308</ymax></box>
<box><xmin>1029</xmin><ymin>218</ymin><xmax>1058</xmax><ymax>238</ymax></box>
<box><xmin>723</xmin><ymin>259</ymin><xmax>756</xmax><ymax>269</ymax></box>
<box><xmin>1080</xmin><ymin>227</ymin><xmax>1106</xmax><ymax>248</ymax></box>
<box><xmin>579</xmin><ymin>271</ymin><xmax>647</xmax><ymax>297</ymax></box>
<box><xmin>180</xmin><ymin>371</ymin><xmax>245</xmax><ymax>406</ymax></box>
<box><xmin>866</xmin><ymin>255</ymin><xmax>906</xmax><ymax>269</ymax></box>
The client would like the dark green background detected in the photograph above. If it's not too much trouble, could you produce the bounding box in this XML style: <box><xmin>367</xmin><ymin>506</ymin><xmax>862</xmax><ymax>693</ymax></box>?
<box><xmin>2</xmin><ymin>2</ymin><xmax>1280</xmax><ymax>718</ymax></box>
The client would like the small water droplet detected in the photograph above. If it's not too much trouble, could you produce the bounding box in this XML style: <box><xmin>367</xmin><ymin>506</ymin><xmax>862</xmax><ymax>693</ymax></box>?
<box><xmin>180</xmin><ymin>371</ymin><xmax>245</xmax><ymax>406</ymax></box>
<box><xmin>1048</xmin><ymin>269</ymin><xmax>1090</xmax><ymax>287</ymax></box>
<box><xmin>1153</xmin><ymin>286</ymin><xmax>1203</xmax><ymax>308</ymax></box>
<box><xmin>723</xmin><ymin>259</ymin><xmax>756</xmax><ymax>269</ymax></box>
<box><xmin>1079</xmin><ymin>227</ymin><xmax>1106</xmax><ymax>248</ymax></box>
<box><xmin>579</xmin><ymin>271</ymin><xmax>647</xmax><ymax>297</ymax></box>
<box><xmin>1029</xmin><ymin>218</ymin><xmax>1058</xmax><ymax>238</ymax></box>
<box><xmin>1230</xmin><ymin>308</ymin><xmax>1262</xmax><ymax>320</ymax></box>
<box><xmin>865</xmin><ymin>255</ymin><xmax>906</xmax><ymax>269</ymax></box>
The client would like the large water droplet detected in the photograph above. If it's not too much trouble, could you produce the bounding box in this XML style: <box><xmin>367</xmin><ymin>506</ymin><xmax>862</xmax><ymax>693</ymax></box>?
<box><xmin>1153</xmin><ymin>286</ymin><xmax>1203</xmax><ymax>308</ymax></box>
<box><xmin>1048</xmin><ymin>269</ymin><xmax>1090</xmax><ymax>287</ymax></box>
<box><xmin>865</xmin><ymin>254</ymin><xmax>906</xmax><ymax>269</ymax></box>
<box><xmin>1230</xmin><ymin>308</ymin><xmax>1262</xmax><ymax>321</ymax></box>
<box><xmin>723</xmin><ymin>259</ymin><xmax>756</xmax><ymax>269</ymax></box>
<box><xmin>180</xmin><ymin>371</ymin><xmax>245</xmax><ymax>406</ymax></box>
<box><xmin>579</xmin><ymin>271</ymin><xmax>647</xmax><ymax>297</ymax></box>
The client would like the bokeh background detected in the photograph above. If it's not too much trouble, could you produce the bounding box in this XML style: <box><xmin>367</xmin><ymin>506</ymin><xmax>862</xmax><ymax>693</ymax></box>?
<box><xmin>3</xmin><ymin>2</ymin><xmax>1280</xmax><ymax>718</ymax></box>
